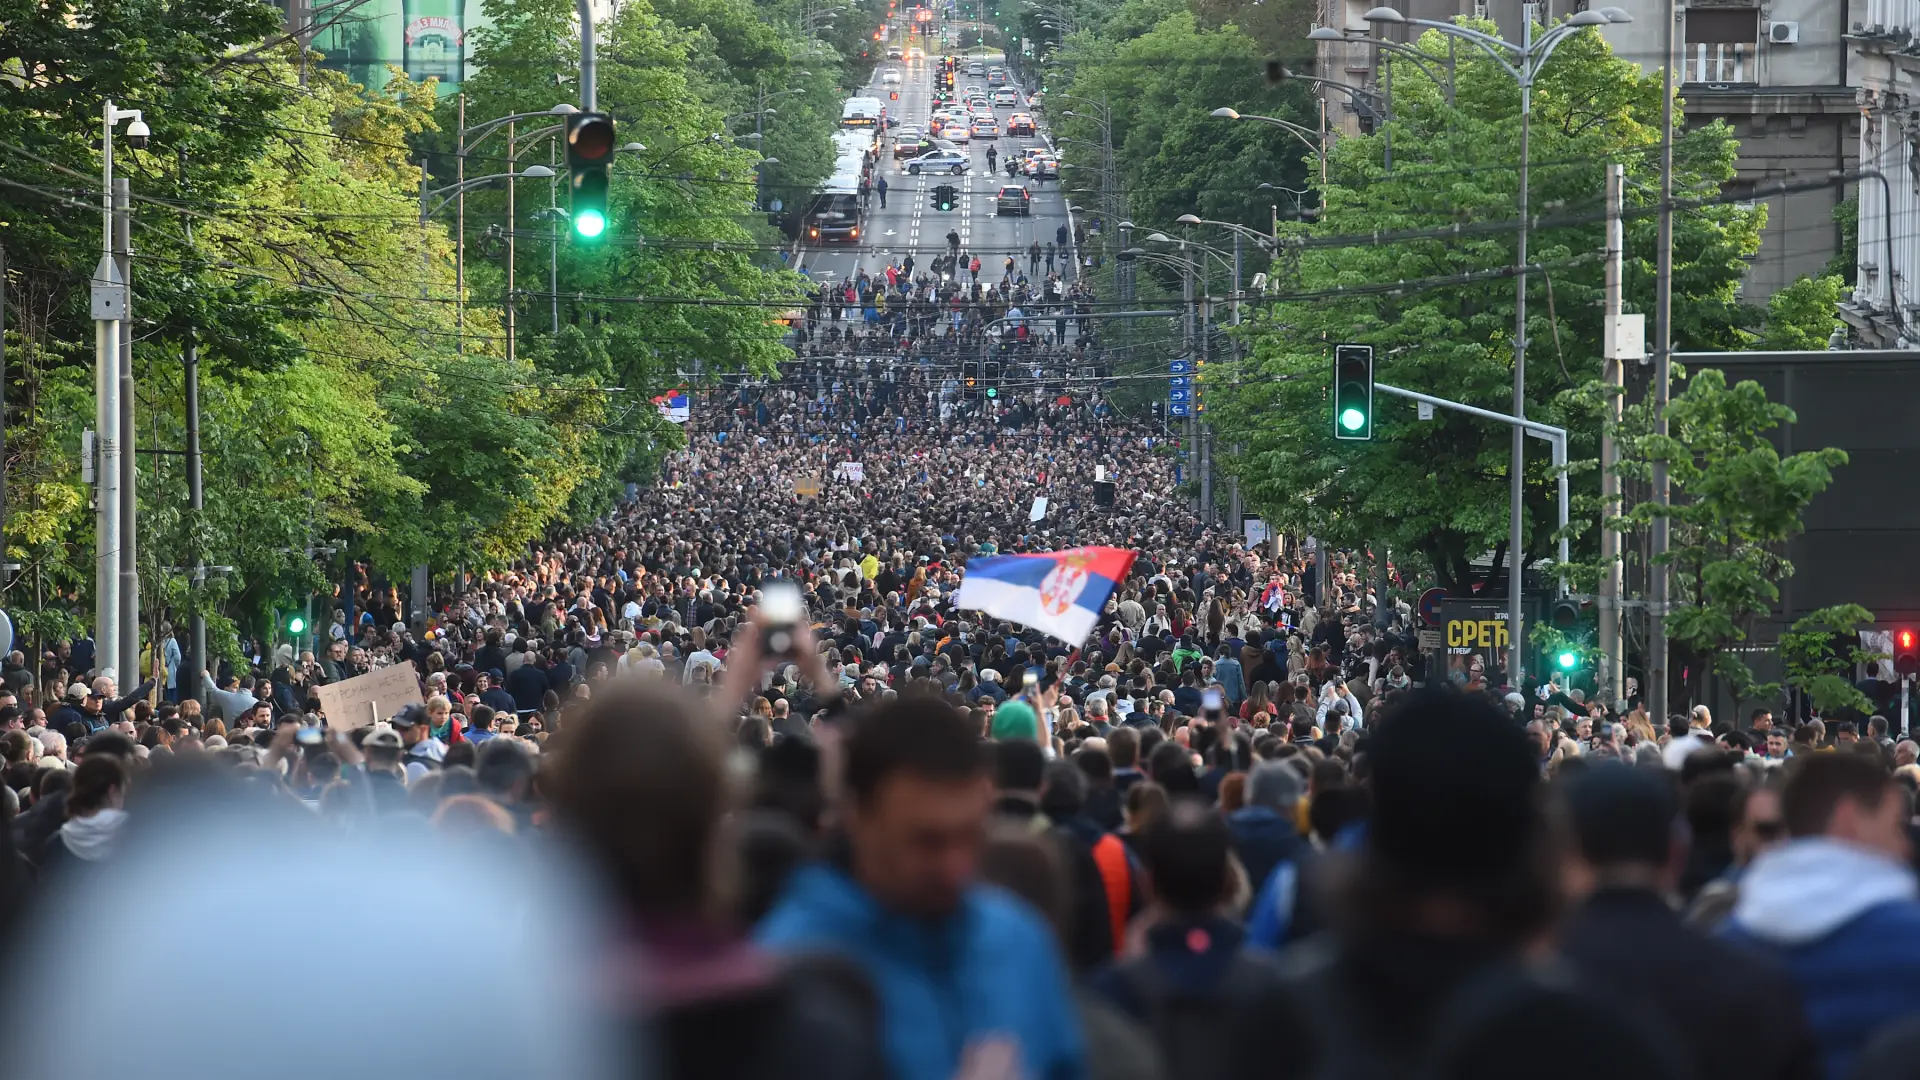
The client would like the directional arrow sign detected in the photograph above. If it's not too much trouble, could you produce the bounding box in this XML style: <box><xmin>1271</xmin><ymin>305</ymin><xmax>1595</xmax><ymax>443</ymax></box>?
<box><xmin>1168</xmin><ymin>360</ymin><xmax>1192</xmax><ymax>374</ymax></box>
<box><xmin>1169</xmin><ymin>388</ymin><xmax>1192</xmax><ymax>403</ymax></box>
<box><xmin>1169</xmin><ymin>402</ymin><xmax>1192</xmax><ymax>417</ymax></box>
<box><xmin>1169</xmin><ymin>376</ymin><xmax>1191</xmax><ymax>389</ymax></box>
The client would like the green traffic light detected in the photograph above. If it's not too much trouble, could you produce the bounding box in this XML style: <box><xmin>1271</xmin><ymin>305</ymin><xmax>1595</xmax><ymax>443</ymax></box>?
<box><xmin>288</xmin><ymin>615</ymin><xmax>307</xmax><ymax>635</ymax></box>
<box><xmin>1339</xmin><ymin>407</ymin><xmax>1366</xmax><ymax>432</ymax></box>
<box><xmin>1556</xmin><ymin>650</ymin><xmax>1578</xmax><ymax>670</ymax></box>
<box><xmin>573</xmin><ymin>208</ymin><xmax>607</xmax><ymax>238</ymax></box>
<box><xmin>986</xmin><ymin>387</ymin><xmax>998</xmax><ymax>398</ymax></box>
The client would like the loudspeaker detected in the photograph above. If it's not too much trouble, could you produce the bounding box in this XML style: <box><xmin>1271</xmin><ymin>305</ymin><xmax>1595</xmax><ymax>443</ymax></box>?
<box><xmin>1093</xmin><ymin>480</ymin><xmax>1116</xmax><ymax>508</ymax></box>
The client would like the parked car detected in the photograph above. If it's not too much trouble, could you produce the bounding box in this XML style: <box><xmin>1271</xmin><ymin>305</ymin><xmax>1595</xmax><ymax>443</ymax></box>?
<box><xmin>971</xmin><ymin>118</ymin><xmax>999</xmax><ymax>138</ymax></box>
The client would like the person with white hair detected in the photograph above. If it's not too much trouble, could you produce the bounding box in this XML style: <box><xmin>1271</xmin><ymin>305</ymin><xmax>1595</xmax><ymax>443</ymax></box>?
<box><xmin>36</xmin><ymin>728</ymin><xmax>68</xmax><ymax>768</ymax></box>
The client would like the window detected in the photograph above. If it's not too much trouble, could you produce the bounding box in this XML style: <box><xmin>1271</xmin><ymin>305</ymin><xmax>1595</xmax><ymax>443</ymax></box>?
<box><xmin>1684</xmin><ymin>9</ymin><xmax>1758</xmax><ymax>84</ymax></box>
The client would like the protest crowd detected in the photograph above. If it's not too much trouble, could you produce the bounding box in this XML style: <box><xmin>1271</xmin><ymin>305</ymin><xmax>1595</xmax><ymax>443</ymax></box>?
<box><xmin>2</xmin><ymin>355</ymin><xmax>1918</xmax><ymax>1080</ymax></box>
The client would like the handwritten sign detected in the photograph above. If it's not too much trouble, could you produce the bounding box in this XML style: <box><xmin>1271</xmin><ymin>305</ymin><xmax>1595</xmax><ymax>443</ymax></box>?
<box><xmin>314</xmin><ymin>661</ymin><xmax>425</xmax><ymax>730</ymax></box>
<box><xmin>834</xmin><ymin>461</ymin><xmax>865</xmax><ymax>482</ymax></box>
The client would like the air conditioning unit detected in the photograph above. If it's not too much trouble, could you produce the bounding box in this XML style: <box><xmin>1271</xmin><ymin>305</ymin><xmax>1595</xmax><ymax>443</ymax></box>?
<box><xmin>1769</xmin><ymin>20</ymin><xmax>1800</xmax><ymax>44</ymax></box>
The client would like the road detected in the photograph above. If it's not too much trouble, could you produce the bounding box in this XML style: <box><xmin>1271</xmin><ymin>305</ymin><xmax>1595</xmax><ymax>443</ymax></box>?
<box><xmin>797</xmin><ymin>49</ymin><xmax>1076</xmax><ymax>287</ymax></box>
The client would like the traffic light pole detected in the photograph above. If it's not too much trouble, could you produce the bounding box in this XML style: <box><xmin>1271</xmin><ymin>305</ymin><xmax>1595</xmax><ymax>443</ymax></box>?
<box><xmin>1375</xmin><ymin>382</ymin><xmax>1569</xmax><ymax>599</ymax></box>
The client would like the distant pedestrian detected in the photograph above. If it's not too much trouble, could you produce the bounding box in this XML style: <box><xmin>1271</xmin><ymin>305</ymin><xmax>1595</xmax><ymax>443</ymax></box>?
<box><xmin>876</xmin><ymin>174</ymin><xmax>888</xmax><ymax>209</ymax></box>
<box><xmin>1046</xmin><ymin>241</ymin><xmax>1057</xmax><ymax>271</ymax></box>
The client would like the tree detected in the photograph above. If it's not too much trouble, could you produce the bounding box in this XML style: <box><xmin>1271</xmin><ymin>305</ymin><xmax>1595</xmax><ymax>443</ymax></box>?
<box><xmin>1213</xmin><ymin>22</ymin><xmax>1764</xmax><ymax>593</ymax></box>
<box><xmin>1615</xmin><ymin>368</ymin><xmax>1847</xmax><ymax>707</ymax></box>
<box><xmin>1754</xmin><ymin>274</ymin><xmax>1846</xmax><ymax>351</ymax></box>
<box><xmin>1778</xmin><ymin>604</ymin><xmax>1881</xmax><ymax>719</ymax></box>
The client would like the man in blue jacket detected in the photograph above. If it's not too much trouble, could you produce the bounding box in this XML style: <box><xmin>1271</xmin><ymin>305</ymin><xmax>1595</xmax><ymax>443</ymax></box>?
<box><xmin>759</xmin><ymin>698</ymin><xmax>1086</xmax><ymax>1080</ymax></box>
<box><xmin>1722</xmin><ymin>752</ymin><xmax>1920</xmax><ymax>1080</ymax></box>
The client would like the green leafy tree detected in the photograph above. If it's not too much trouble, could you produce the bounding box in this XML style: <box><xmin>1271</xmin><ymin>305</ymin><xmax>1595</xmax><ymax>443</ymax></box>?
<box><xmin>1778</xmin><ymin>604</ymin><xmax>1881</xmax><ymax>718</ymax></box>
<box><xmin>1754</xmin><ymin>273</ymin><xmax>1845</xmax><ymax>351</ymax></box>
<box><xmin>1213</xmin><ymin>22</ymin><xmax>1763</xmax><ymax>592</ymax></box>
<box><xmin>1615</xmin><ymin>368</ymin><xmax>1847</xmax><ymax>707</ymax></box>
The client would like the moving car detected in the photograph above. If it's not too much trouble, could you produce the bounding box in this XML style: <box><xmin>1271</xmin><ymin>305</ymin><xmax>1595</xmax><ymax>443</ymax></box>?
<box><xmin>996</xmin><ymin>184</ymin><xmax>1032</xmax><ymax>215</ymax></box>
<box><xmin>967</xmin><ymin>60</ymin><xmax>986</xmax><ymax>75</ymax></box>
<box><xmin>906</xmin><ymin>46</ymin><xmax>925</xmax><ymax>60</ymax></box>
<box><xmin>881</xmin><ymin>67</ymin><xmax>903</xmax><ymax>85</ymax></box>
<box><xmin>988</xmin><ymin>69</ymin><xmax>1007</xmax><ymax>86</ymax></box>
<box><xmin>1027</xmin><ymin>154</ymin><xmax>1058</xmax><ymax>179</ymax></box>
<box><xmin>887</xmin><ymin>46</ymin><xmax>903</xmax><ymax>60</ymax></box>
<box><xmin>892</xmin><ymin>125</ymin><xmax>924</xmax><ymax>156</ymax></box>
<box><xmin>906</xmin><ymin>149</ymin><xmax>970</xmax><ymax>174</ymax></box>
<box><xmin>1006</xmin><ymin>112</ymin><xmax>1035</xmax><ymax>135</ymax></box>
<box><xmin>971</xmin><ymin>117</ymin><xmax>999</xmax><ymax>138</ymax></box>
<box><xmin>992</xmin><ymin>88</ymin><xmax>1018</xmax><ymax>107</ymax></box>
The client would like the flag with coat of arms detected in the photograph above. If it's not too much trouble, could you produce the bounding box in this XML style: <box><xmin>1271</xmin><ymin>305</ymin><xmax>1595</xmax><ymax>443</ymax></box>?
<box><xmin>953</xmin><ymin>546</ymin><xmax>1136</xmax><ymax>645</ymax></box>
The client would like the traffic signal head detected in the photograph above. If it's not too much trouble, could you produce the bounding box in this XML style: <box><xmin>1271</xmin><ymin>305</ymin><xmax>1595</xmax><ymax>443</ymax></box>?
<box><xmin>566</xmin><ymin>112</ymin><xmax>615</xmax><ymax>240</ymax></box>
<box><xmin>1555</xmin><ymin>649</ymin><xmax>1579</xmax><ymax>671</ymax></box>
<box><xmin>1332</xmin><ymin>343</ymin><xmax>1373</xmax><ymax>440</ymax></box>
<box><xmin>287</xmin><ymin>614</ymin><xmax>307</xmax><ymax>636</ymax></box>
<box><xmin>934</xmin><ymin>184</ymin><xmax>957</xmax><ymax>211</ymax></box>
<box><xmin>1897</xmin><ymin>628</ymin><xmax>1920</xmax><ymax>676</ymax></box>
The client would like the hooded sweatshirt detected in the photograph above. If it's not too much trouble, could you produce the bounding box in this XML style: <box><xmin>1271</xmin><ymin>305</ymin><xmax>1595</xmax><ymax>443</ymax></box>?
<box><xmin>757</xmin><ymin>862</ymin><xmax>1086</xmax><ymax>1080</ymax></box>
<box><xmin>1721</xmin><ymin>837</ymin><xmax>1920</xmax><ymax>1080</ymax></box>
<box><xmin>59</xmin><ymin>808</ymin><xmax>127</xmax><ymax>862</ymax></box>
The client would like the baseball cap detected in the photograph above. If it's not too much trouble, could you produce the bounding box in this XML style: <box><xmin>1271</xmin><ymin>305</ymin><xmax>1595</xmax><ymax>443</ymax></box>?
<box><xmin>363</xmin><ymin>725</ymin><xmax>403</xmax><ymax>751</ymax></box>
<box><xmin>389</xmin><ymin>704</ymin><xmax>428</xmax><ymax>729</ymax></box>
<box><xmin>67</xmin><ymin>682</ymin><xmax>90</xmax><ymax>701</ymax></box>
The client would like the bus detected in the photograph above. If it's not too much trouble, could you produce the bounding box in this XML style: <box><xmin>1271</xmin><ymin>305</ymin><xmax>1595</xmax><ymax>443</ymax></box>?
<box><xmin>840</xmin><ymin>97</ymin><xmax>884</xmax><ymax>130</ymax></box>
<box><xmin>803</xmin><ymin>171</ymin><xmax>864</xmax><ymax>244</ymax></box>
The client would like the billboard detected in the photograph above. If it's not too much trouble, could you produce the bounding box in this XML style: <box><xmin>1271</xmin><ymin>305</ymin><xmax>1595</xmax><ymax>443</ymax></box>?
<box><xmin>303</xmin><ymin>0</ymin><xmax>493</xmax><ymax>95</ymax></box>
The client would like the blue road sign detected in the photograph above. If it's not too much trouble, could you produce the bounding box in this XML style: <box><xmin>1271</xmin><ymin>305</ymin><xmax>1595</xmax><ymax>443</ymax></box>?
<box><xmin>1169</xmin><ymin>387</ymin><xmax>1191</xmax><ymax>403</ymax></box>
<box><xmin>1169</xmin><ymin>360</ymin><xmax>1192</xmax><ymax>375</ymax></box>
<box><xmin>1169</xmin><ymin>402</ymin><xmax>1192</xmax><ymax>417</ymax></box>
<box><xmin>1169</xmin><ymin>375</ymin><xmax>1191</xmax><ymax>389</ymax></box>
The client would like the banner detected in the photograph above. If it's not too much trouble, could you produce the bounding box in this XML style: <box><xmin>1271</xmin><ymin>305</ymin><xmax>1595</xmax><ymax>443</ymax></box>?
<box><xmin>1029</xmin><ymin>496</ymin><xmax>1048</xmax><ymax>522</ymax></box>
<box><xmin>301</xmin><ymin>0</ymin><xmax>493</xmax><ymax>95</ymax></box>
<box><xmin>314</xmin><ymin>661</ymin><xmax>426</xmax><ymax>730</ymax></box>
<box><xmin>834</xmin><ymin>461</ymin><xmax>865</xmax><ymax>482</ymax></box>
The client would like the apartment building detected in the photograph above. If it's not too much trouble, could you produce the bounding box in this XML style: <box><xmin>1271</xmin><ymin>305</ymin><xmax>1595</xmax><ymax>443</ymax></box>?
<box><xmin>1842</xmin><ymin>0</ymin><xmax>1920</xmax><ymax>346</ymax></box>
<box><xmin>1313</xmin><ymin>0</ymin><xmax>1857</xmax><ymax>301</ymax></box>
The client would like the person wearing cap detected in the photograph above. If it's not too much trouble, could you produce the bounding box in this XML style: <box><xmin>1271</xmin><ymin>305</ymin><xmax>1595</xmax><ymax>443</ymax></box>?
<box><xmin>476</xmin><ymin>670</ymin><xmax>517</xmax><ymax>717</ymax></box>
<box><xmin>45</xmin><ymin>683</ymin><xmax>89</xmax><ymax>736</ymax></box>
<box><xmin>1556</xmin><ymin>762</ymin><xmax>1815</xmax><ymax>1080</ymax></box>
<box><xmin>391</xmin><ymin>704</ymin><xmax>446</xmax><ymax>784</ymax></box>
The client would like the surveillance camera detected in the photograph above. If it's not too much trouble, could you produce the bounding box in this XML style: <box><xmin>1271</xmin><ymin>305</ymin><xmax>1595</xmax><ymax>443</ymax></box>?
<box><xmin>125</xmin><ymin>119</ymin><xmax>151</xmax><ymax>149</ymax></box>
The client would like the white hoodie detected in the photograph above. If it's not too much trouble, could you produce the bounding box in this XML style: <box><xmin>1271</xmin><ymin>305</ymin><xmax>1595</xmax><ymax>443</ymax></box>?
<box><xmin>60</xmin><ymin>808</ymin><xmax>128</xmax><ymax>862</ymax></box>
<box><xmin>1731</xmin><ymin>837</ymin><xmax>1918</xmax><ymax>944</ymax></box>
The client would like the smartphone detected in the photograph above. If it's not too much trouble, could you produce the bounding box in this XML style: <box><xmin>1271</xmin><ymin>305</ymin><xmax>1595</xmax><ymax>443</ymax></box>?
<box><xmin>1202</xmin><ymin>688</ymin><xmax>1223</xmax><ymax>715</ymax></box>
<box><xmin>1023</xmin><ymin>671</ymin><xmax>1039</xmax><ymax>692</ymax></box>
<box><xmin>761</xmin><ymin>582</ymin><xmax>804</xmax><ymax>656</ymax></box>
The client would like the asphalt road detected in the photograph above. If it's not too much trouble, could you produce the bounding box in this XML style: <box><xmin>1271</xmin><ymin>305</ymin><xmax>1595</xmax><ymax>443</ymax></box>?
<box><xmin>797</xmin><ymin>48</ymin><xmax>1076</xmax><ymax>287</ymax></box>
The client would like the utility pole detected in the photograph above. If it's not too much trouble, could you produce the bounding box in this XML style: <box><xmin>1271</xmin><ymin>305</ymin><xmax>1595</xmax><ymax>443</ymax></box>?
<box><xmin>114</xmin><ymin>178</ymin><xmax>139</xmax><ymax>684</ymax></box>
<box><xmin>506</xmin><ymin>118</ymin><xmax>517</xmax><ymax>367</ymax></box>
<box><xmin>0</xmin><ymin>242</ymin><xmax>8</xmax><ymax>558</ymax></box>
<box><xmin>456</xmin><ymin>93</ymin><xmax>466</xmax><ymax>357</ymax></box>
<box><xmin>1198</xmin><ymin>254</ymin><xmax>1213</xmax><ymax>528</ymax></box>
<box><xmin>1228</xmin><ymin>233</ymin><xmax>1243</xmax><ymax>535</ymax></box>
<box><xmin>1650</xmin><ymin>0</ymin><xmax>1677</xmax><ymax>721</ymax></box>
<box><xmin>1181</xmin><ymin>242</ymin><xmax>1197</xmax><ymax>517</ymax></box>
<box><xmin>1599</xmin><ymin>162</ymin><xmax>1626</xmax><ymax>707</ymax></box>
<box><xmin>577</xmin><ymin>0</ymin><xmax>597</xmax><ymax>111</ymax></box>
<box><xmin>181</xmin><ymin>200</ymin><xmax>207</xmax><ymax>704</ymax></box>
<box><xmin>92</xmin><ymin>106</ymin><xmax>126</xmax><ymax>677</ymax></box>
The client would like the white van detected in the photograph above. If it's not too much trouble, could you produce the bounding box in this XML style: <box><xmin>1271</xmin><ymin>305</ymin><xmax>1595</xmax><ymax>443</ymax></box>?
<box><xmin>841</xmin><ymin>97</ymin><xmax>885</xmax><ymax>130</ymax></box>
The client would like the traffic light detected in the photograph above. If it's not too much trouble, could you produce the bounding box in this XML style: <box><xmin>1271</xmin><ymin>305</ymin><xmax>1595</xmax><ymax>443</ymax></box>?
<box><xmin>982</xmin><ymin>358</ymin><xmax>1001</xmax><ymax>399</ymax></box>
<box><xmin>1897</xmin><ymin>628</ymin><xmax>1920</xmax><ymax>676</ymax></box>
<box><xmin>1554</xmin><ymin>647</ymin><xmax>1580</xmax><ymax>672</ymax></box>
<box><xmin>286</xmin><ymin>613</ymin><xmax>307</xmax><ymax>636</ymax></box>
<box><xmin>1332</xmin><ymin>343</ymin><xmax>1373</xmax><ymax>440</ymax></box>
<box><xmin>933</xmin><ymin>184</ymin><xmax>957</xmax><ymax>211</ymax></box>
<box><xmin>566</xmin><ymin>112</ymin><xmax>615</xmax><ymax>240</ymax></box>
<box><xmin>962</xmin><ymin>359</ymin><xmax>979</xmax><ymax>389</ymax></box>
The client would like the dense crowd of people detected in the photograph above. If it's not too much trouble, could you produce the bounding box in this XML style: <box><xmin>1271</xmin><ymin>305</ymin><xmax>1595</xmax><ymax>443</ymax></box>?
<box><xmin>1</xmin><ymin>353</ymin><xmax>1915</xmax><ymax>1080</ymax></box>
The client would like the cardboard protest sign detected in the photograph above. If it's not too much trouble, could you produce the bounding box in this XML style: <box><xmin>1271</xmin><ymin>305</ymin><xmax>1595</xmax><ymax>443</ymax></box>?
<box><xmin>314</xmin><ymin>661</ymin><xmax>425</xmax><ymax>729</ymax></box>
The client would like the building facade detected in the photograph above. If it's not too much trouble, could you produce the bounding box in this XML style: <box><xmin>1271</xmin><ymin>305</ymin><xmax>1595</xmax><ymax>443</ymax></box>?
<box><xmin>1314</xmin><ymin>0</ymin><xmax>1857</xmax><ymax>302</ymax></box>
<box><xmin>1842</xmin><ymin>0</ymin><xmax>1920</xmax><ymax>346</ymax></box>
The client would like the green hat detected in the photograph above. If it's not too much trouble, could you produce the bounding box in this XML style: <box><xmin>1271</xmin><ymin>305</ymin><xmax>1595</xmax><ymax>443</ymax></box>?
<box><xmin>991</xmin><ymin>699</ymin><xmax>1040</xmax><ymax>742</ymax></box>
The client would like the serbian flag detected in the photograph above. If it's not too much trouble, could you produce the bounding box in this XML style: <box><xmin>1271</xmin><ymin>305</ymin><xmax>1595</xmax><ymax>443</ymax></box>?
<box><xmin>653</xmin><ymin>390</ymin><xmax>690</xmax><ymax>423</ymax></box>
<box><xmin>955</xmin><ymin>546</ymin><xmax>1136</xmax><ymax>645</ymax></box>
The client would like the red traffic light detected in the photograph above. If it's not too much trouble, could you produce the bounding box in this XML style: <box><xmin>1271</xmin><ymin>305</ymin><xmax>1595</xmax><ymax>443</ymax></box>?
<box><xmin>1897</xmin><ymin>628</ymin><xmax>1920</xmax><ymax>676</ymax></box>
<box><xmin>566</xmin><ymin>112</ymin><xmax>615</xmax><ymax>163</ymax></box>
<box><xmin>1902</xmin><ymin>631</ymin><xmax>1916</xmax><ymax>649</ymax></box>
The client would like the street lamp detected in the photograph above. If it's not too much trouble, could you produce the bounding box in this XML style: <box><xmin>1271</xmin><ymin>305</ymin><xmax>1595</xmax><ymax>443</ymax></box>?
<box><xmin>1210</xmin><ymin>107</ymin><xmax>1326</xmax><ymax>186</ymax></box>
<box><xmin>420</xmin><ymin>167</ymin><xmax>554</xmax><ymax>221</ymax></box>
<box><xmin>1356</xmin><ymin>4</ymin><xmax>1624</xmax><ymax>683</ymax></box>
<box><xmin>1308</xmin><ymin>25</ymin><xmax>1458</xmax><ymax>106</ymax></box>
